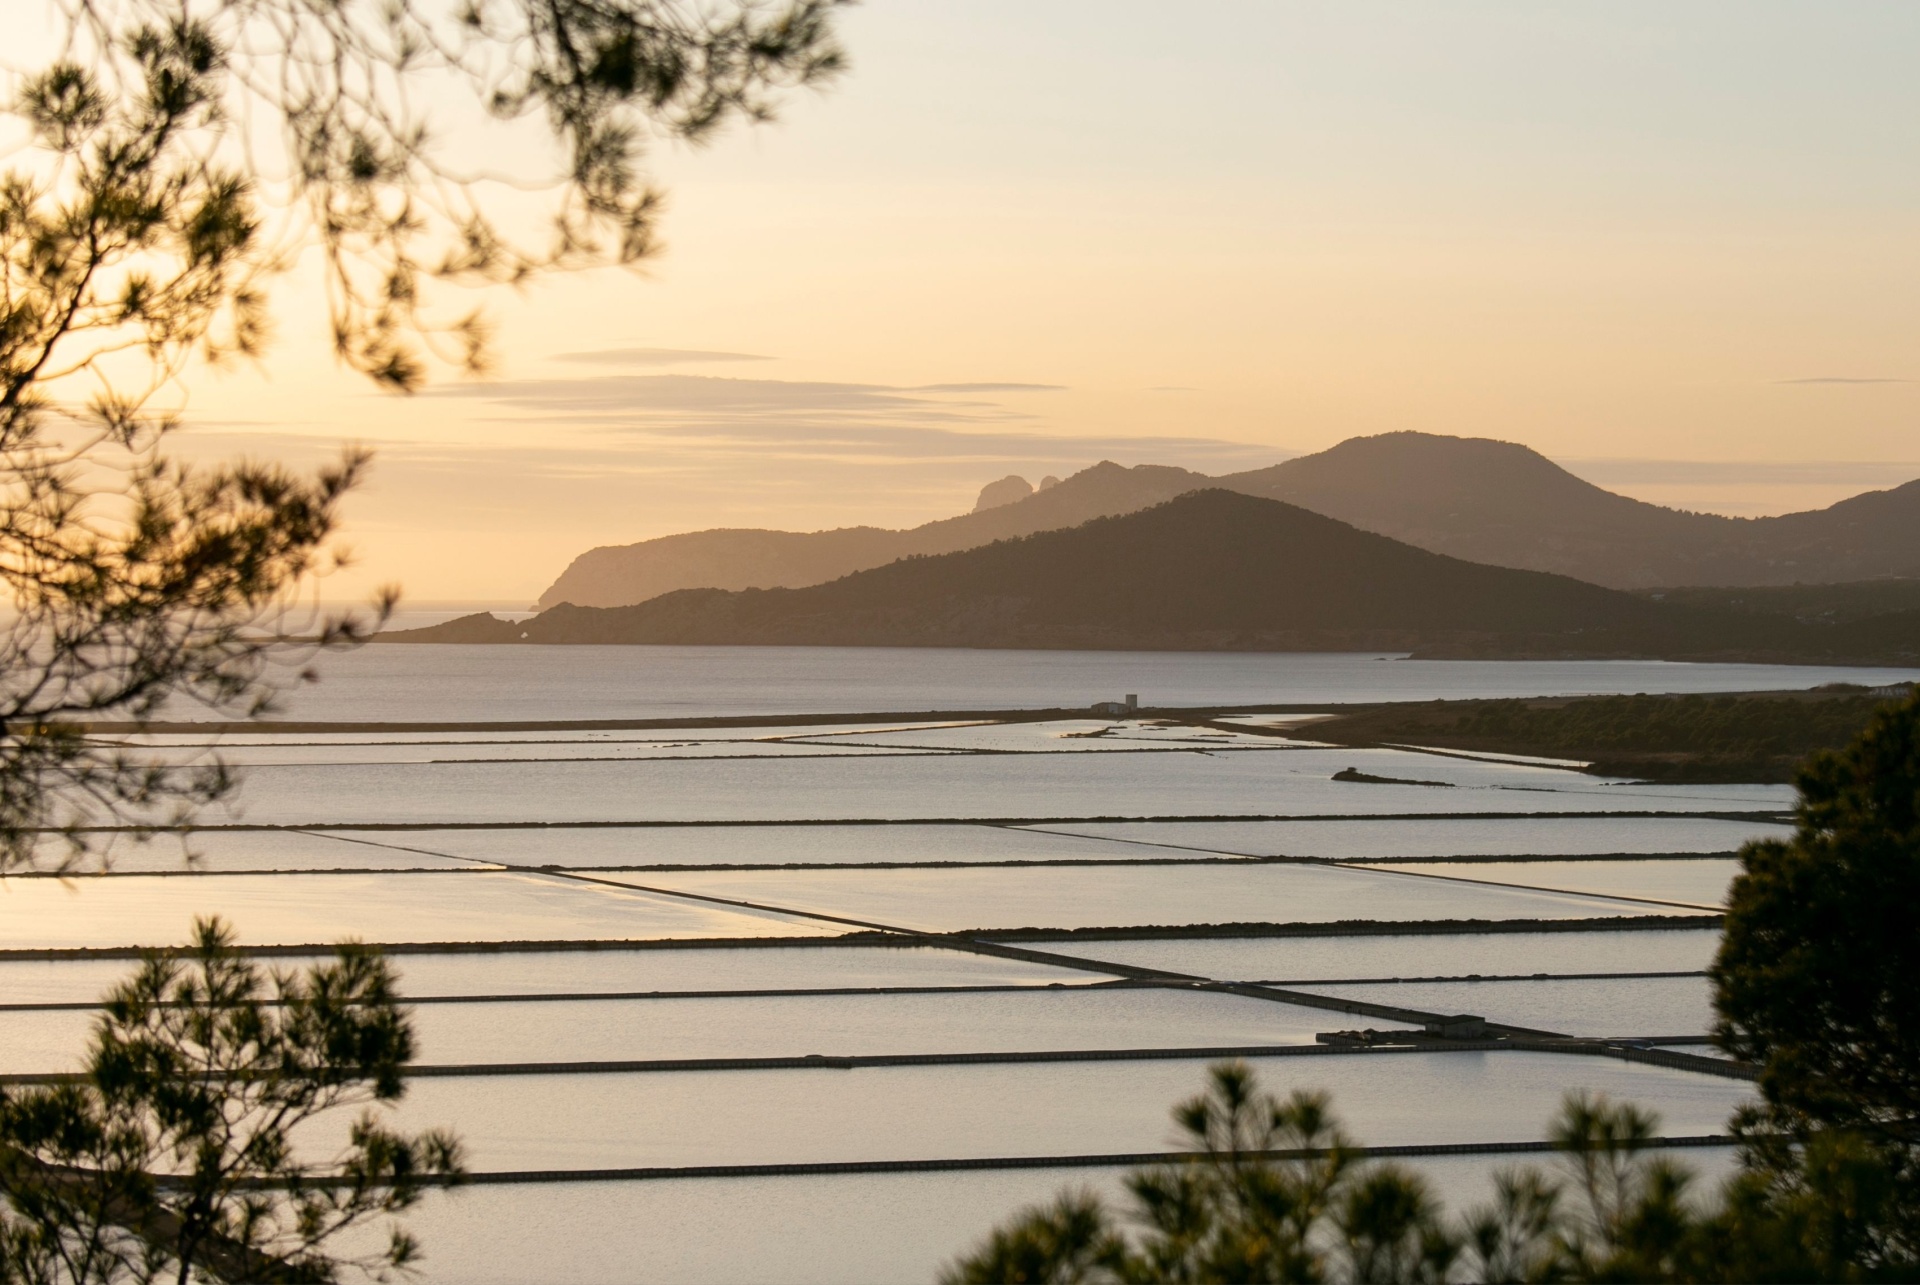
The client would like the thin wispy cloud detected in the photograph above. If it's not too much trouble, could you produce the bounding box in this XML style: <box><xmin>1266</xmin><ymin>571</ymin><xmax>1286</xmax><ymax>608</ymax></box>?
<box><xmin>176</xmin><ymin>428</ymin><xmax>1290</xmax><ymax>507</ymax></box>
<box><xmin>908</xmin><ymin>382</ymin><xmax>1065</xmax><ymax>393</ymax></box>
<box><xmin>440</xmin><ymin>374</ymin><xmax>1065</xmax><ymax>416</ymax></box>
<box><xmin>431</xmin><ymin>373</ymin><xmax>1020</xmax><ymax>422</ymax></box>
<box><xmin>550</xmin><ymin>347</ymin><xmax>775</xmax><ymax>366</ymax></box>
<box><xmin>604</xmin><ymin>421</ymin><xmax>1274</xmax><ymax>466</ymax></box>
<box><xmin>419</xmin><ymin>373</ymin><xmax>1277</xmax><ymax>470</ymax></box>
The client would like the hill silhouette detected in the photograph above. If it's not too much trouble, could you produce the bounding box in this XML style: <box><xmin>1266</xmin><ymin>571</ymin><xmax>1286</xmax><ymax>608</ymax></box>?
<box><xmin>391</xmin><ymin>490</ymin><xmax>1918</xmax><ymax>660</ymax></box>
<box><xmin>538</xmin><ymin>461</ymin><xmax>1208</xmax><ymax>608</ymax></box>
<box><xmin>535</xmin><ymin>433</ymin><xmax>1920</xmax><ymax>608</ymax></box>
<box><xmin>1217</xmin><ymin>433</ymin><xmax>1920</xmax><ymax>589</ymax></box>
<box><xmin>1651</xmin><ymin>580</ymin><xmax>1920</xmax><ymax>624</ymax></box>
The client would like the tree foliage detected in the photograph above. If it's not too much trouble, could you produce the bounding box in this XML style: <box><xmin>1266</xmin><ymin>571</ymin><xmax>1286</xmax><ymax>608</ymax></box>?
<box><xmin>0</xmin><ymin>10</ymin><xmax>379</xmax><ymax>870</ymax></box>
<box><xmin>0</xmin><ymin>917</ymin><xmax>461</xmax><ymax>1284</ymax></box>
<box><xmin>44</xmin><ymin>0</ymin><xmax>848</xmax><ymax>389</ymax></box>
<box><xmin>0</xmin><ymin>0</ymin><xmax>842</xmax><ymax>1276</ymax></box>
<box><xmin>1712</xmin><ymin>688</ymin><xmax>1920</xmax><ymax>1267</ymax></box>
<box><xmin>0</xmin><ymin>0</ymin><xmax>847</xmax><ymax>872</ymax></box>
<box><xmin>943</xmin><ymin>1064</ymin><xmax>1920</xmax><ymax>1285</ymax></box>
<box><xmin>942</xmin><ymin>1064</ymin><xmax>1460</xmax><ymax>1285</ymax></box>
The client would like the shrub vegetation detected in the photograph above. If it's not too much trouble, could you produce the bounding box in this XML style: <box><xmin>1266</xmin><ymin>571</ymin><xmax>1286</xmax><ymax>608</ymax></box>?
<box><xmin>1310</xmin><ymin>691</ymin><xmax>1897</xmax><ymax>782</ymax></box>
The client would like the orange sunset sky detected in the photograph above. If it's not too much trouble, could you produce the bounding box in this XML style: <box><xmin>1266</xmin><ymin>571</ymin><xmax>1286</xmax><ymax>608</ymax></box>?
<box><xmin>51</xmin><ymin>1</ymin><xmax>1920</xmax><ymax>600</ymax></box>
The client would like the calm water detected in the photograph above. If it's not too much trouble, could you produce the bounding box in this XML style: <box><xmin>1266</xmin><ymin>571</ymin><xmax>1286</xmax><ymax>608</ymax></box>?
<box><xmin>241</xmin><ymin>644</ymin><xmax>1920</xmax><ymax>723</ymax></box>
<box><xmin>1295</xmin><ymin>976</ymin><xmax>1715</xmax><ymax>1039</ymax></box>
<box><xmin>0</xmin><ymin>944</ymin><xmax>1085</xmax><ymax>1005</ymax></box>
<box><xmin>1034</xmin><ymin>816</ymin><xmax>1789</xmax><ymax>859</ymax></box>
<box><xmin>1366</xmin><ymin>857</ymin><xmax>1739</xmax><ymax>907</ymax></box>
<box><xmin>199</xmin><ymin>745</ymin><xmax>1791</xmax><ymax>827</ymax></box>
<box><xmin>1062</xmin><ymin>929</ymin><xmax>1723</xmax><ymax>982</ymax></box>
<box><xmin>15</xmin><ymin>650</ymin><xmax>1786</xmax><ymax>1283</ymax></box>
<box><xmin>351</xmin><ymin>1151</ymin><xmax>1744</xmax><ymax>1285</ymax></box>
<box><xmin>347</xmin><ymin>1053</ymin><xmax>1749</xmax><ymax>1170</ymax></box>
<box><xmin>74</xmin><ymin>817</ymin><xmax>1785</xmax><ymax>874</ymax></box>
<box><xmin>617</xmin><ymin>862</ymin><xmax>1656</xmax><ymax>933</ymax></box>
<box><xmin>0</xmin><ymin>988</ymin><xmax>1334</xmax><ymax>1075</ymax></box>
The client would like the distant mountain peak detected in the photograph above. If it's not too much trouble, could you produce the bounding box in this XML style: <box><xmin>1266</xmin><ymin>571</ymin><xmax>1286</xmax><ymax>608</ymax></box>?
<box><xmin>526</xmin><ymin>431</ymin><xmax>1920</xmax><ymax>611</ymax></box>
<box><xmin>973</xmin><ymin>475</ymin><xmax>1034</xmax><ymax>512</ymax></box>
<box><xmin>535</xmin><ymin>459</ymin><xmax>1213</xmax><ymax>608</ymax></box>
<box><xmin>390</xmin><ymin>486</ymin><xmax>1913</xmax><ymax>664</ymax></box>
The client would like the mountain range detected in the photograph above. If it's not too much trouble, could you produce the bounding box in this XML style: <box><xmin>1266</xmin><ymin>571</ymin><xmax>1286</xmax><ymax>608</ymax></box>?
<box><xmin>535</xmin><ymin>432</ymin><xmax>1920</xmax><ymax>608</ymax></box>
<box><xmin>388</xmin><ymin>489</ymin><xmax>1917</xmax><ymax>662</ymax></box>
<box><xmin>1218</xmin><ymin>434</ymin><xmax>1920</xmax><ymax>589</ymax></box>
<box><xmin>537</xmin><ymin>462</ymin><xmax>1211</xmax><ymax>607</ymax></box>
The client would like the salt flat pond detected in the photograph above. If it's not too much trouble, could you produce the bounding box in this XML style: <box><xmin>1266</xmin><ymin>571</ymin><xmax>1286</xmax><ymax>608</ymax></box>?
<box><xmin>7</xmin><ymin>646</ymin><xmax>1902</xmax><ymax>1283</ymax></box>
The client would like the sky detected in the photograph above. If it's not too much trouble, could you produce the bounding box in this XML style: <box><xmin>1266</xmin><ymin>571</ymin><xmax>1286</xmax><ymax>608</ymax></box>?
<box><xmin>100</xmin><ymin>1</ymin><xmax>1920</xmax><ymax>601</ymax></box>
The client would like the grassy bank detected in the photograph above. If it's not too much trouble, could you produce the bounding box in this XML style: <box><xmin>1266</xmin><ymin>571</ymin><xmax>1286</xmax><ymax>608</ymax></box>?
<box><xmin>1305</xmin><ymin>688</ymin><xmax>1905</xmax><ymax>783</ymax></box>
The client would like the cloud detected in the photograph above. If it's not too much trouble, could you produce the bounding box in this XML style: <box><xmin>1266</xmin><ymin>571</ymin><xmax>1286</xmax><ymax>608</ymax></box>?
<box><xmin>409</xmin><ymin>372</ymin><xmax>1281</xmax><ymax>471</ymax></box>
<box><xmin>168</xmin><ymin>428</ymin><xmax>1286</xmax><ymax>525</ymax></box>
<box><xmin>613</xmin><ymin>421</ymin><xmax>1275</xmax><ymax>466</ymax></box>
<box><xmin>437</xmin><ymin>374</ymin><xmax>1063</xmax><ymax>416</ymax></box>
<box><xmin>1774</xmin><ymin>376</ymin><xmax>1914</xmax><ymax>385</ymax></box>
<box><xmin>422</xmin><ymin>372</ymin><xmax>1281</xmax><ymax>470</ymax></box>
<box><xmin>549</xmin><ymin>347</ymin><xmax>775</xmax><ymax>366</ymax></box>
<box><xmin>166</xmin><ymin>419</ymin><xmax>1292</xmax><ymax>597</ymax></box>
<box><xmin>427</xmin><ymin>373</ymin><xmax>1035</xmax><ymax>424</ymax></box>
<box><xmin>907</xmin><ymin>382</ymin><xmax>1066</xmax><ymax>393</ymax></box>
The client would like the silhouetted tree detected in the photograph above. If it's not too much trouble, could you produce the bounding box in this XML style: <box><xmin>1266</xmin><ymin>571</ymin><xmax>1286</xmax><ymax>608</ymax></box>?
<box><xmin>0</xmin><ymin>918</ymin><xmax>462</xmax><ymax>1283</ymax></box>
<box><xmin>0</xmin><ymin>0</ymin><xmax>846</xmax><ymax>1273</ymax></box>
<box><xmin>1709</xmin><ymin>687</ymin><xmax>1920</xmax><ymax>1271</ymax></box>
<box><xmin>945</xmin><ymin>1064</ymin><xmax>1920</xmax><ymax>1284</ymax></box>
<box><xmin>0</xmin><ymin>0</ymin><xmax>846</xmax><ymax>872</ymax></box>
<box><xmin>942</xmin><ymin>1063</ymin><xmax>1458</xmax><ymax>1285</ymax></box>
